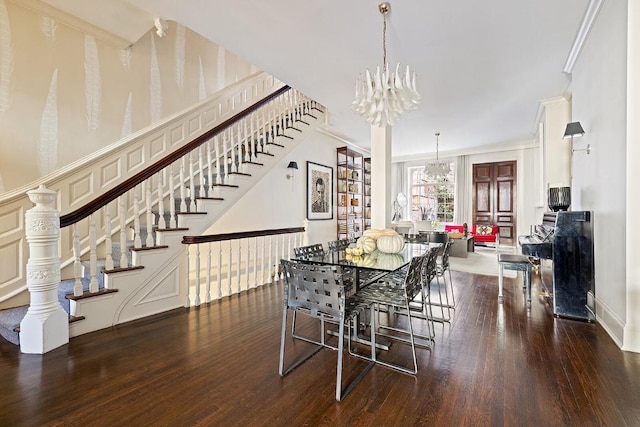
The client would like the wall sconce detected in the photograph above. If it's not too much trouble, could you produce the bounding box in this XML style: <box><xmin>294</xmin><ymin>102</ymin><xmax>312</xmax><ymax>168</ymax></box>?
<box><xmin>563</xmin><ymin>121</ymin><xmax>590</xmax><ymax>154</ymax></box>
<box><xmin>286</xmin><ymin>161</ymin><xmax>298</xmax><ymax>179</ymax></box>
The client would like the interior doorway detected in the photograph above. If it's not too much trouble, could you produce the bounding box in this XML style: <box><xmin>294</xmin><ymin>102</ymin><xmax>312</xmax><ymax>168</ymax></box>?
<box><xmin>472</xmin><ymin>161</ymin><xmax>517</xmax><ymax>246</ymax></box>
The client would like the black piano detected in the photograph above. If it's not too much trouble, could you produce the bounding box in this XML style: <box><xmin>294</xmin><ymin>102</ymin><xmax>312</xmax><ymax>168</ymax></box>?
<box><xmin>519</xmin><ymin>211</ymin><xmax>595</xmax><ymax>321</ymax></box>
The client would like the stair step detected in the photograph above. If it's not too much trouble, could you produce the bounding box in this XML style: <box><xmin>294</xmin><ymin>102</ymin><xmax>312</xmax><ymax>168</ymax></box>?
<box><xmin>66</xmin><ymin>288</ymin><xmax>118</xmax><ymax>301</ymax></box>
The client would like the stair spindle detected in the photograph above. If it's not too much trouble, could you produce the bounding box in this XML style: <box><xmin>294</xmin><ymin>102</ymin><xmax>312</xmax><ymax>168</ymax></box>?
<box><xmin>185</xmin><ymin>245</ymin><xmax>191</xmax><ymax>307</ymax></box>
<box><xmin>133</xmin><ymin>185</ymin><xmax>142</xmax><ymax>249</ymax></box>
<box><xmin>145</xmin><ymin>177</ymin><xmax>154</xmax><ymax>247</ymax></box>
<box><xmin>72</xmin><ymin>223</ymin><xmax>83</xmax><ymax>297</ymax></box>
<box><xmin>118</xmin><ymin>195</ymin><xmax>128</xmax><ymax>268</ymax></box>
<box><xmin>206</xmin><ymin>242</ymin><xmax>212</xmax><ymax>303</ymax></box>
<box><xmin>194</xmin><ymin>243</ymin><xmax>201</xmax><ymax>306</ymax></box>
<box><xmin>228</xmin><ymin>240</ymin><xmax>233</xmax><ymax>296</ymax></box>
<box><xmin>104</xmin><ymin>202</ymin><xmax>114</xmax><ymax>271</ymax></box>
<box><xmin>89</xmin><ymin>214</ymin><xmax>98</xmax><ymax>293</ymax></box>
<box><xmin>188</xmin><ymin>152</ymin><xmax>196</xmax><ymax>212</ymax></box>
<box><xmin>198</xmin><ymin>145</ymin><xmax>206</xmax><ymax>198</ymax></box>
<box><xmin>179</xmin><ymin>158</ymin><xmax>187</xmax><ymax>213</ymax></box>
<box><xmin>218</xmin><ymin>241</ymin><xmax>223</xmax><ymax>299</ymax></box>
<box><xmin>236</xmin><ymin>238</ymin><xmax>242</xmax><ymax>292</ymax></box>
<box><xmin>168</xmin><ymin>164</ymin><xmax>177</xmax><ymax>228</ymax></box>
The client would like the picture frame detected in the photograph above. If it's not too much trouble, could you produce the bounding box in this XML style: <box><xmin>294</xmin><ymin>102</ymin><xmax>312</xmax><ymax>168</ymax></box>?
<box><xmin>306</xmin><ymin>161</ymin><xmax>333</xmax><ymax>220</ymax></box>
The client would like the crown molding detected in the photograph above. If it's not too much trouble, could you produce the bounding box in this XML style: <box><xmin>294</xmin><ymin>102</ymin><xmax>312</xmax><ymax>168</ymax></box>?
<box><xmin>563</xmin><ymin>0</ymin><xmax>605</xmax><ymax>74</ymax></box>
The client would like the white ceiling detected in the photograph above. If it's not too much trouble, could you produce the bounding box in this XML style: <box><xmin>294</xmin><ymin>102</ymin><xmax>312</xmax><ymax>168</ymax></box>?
<box><xmin>57</xmin><ymin>0</ymin><xmax>592</xmax><ymax>159</ymax></box>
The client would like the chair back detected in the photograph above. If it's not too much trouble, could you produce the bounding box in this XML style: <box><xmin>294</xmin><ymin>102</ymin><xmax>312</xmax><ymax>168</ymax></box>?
<box><xmin>422</xmin><ymin>246</ymin><xmax>440</xmax><ymax>285</ymax></box>
<box><xmin>280</xmin><ymin>260</ymin><xmax>345</xmax><ymax>321</ymax></box>
<box><xmin>402</xmin><ymin>254</ymin><xmax>427</xmax><ymax>301</ymax></box>
<box><xmin>327</xmin><ymin>239</ymin><xmax>351</xmax><ymax>251</ymax></box>
<box><xmin>403</xmin><ymin>233</ymin><xmax>429</xmax><ymax>243</ymax></box>
<box><xmin>440</xmin><ymin>240</ymin><xmax>454</xmax><ymax>270</ymax></box>
<box><xmin>293</xmin><ymin>243</ymin><xmax>325</xmax><ymax>258</ymax></box>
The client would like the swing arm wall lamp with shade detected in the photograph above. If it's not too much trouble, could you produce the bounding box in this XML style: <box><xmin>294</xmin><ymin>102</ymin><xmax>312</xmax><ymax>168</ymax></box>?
<box><xmin>563</xmin><ymin>121</ymin><xmax>590</xmax><ymax>154</ymax></box>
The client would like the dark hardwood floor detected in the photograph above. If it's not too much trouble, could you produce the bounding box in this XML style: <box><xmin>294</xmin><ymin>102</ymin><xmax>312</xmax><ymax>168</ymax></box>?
<box><xmin>1</xmin><ymin>270</ymin><xmax>639</xmax><ymax>426</ymax></box>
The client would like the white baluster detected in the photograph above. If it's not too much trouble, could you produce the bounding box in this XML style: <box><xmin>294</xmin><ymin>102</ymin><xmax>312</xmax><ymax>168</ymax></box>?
<box><xmin>133</xmin><ymin>185</ymin><xmax>142</xmax><ymax>249</ymax></box>
<box><xmin>236</xmin><ymin>238</ymin><xmax>242</xmax><ymax>292</ymax></box>
<box><xmin>206</xmin><ymin>139</ymin><xmax>214</xmax><ymax>194</ymax></box>
<box><xmin>206</xmin><ymin>242</ymin><xmax>212</xmax><ymax>303</ymax></box>
<box><xmin>157</xmin><ymin>170</ymin><xmax>166</xmax><ymax>230</ymax></box>
<box><xmin>273</xmin><ymin>235</ymin><xmax>279</xmax><ymax>282</ymax></box>
<box><xmin>245</xmin><ymin>237</ymin><xmax>250</xmax><ymax>290</ymax></box>
<box><xmin>222</xmin><ymin>130</ymin><xmax>229</xmax><ymax>184</ymax></box>
<box><xmin>260</xmin><ymin>236</ymin><xmax>266</xmax><ymax>286</ymax></box>
<box><xmin>188</xmin><ymin>152</ymin><xmax>196</xmax><ymax>212</ymax></box>
<box><xmin>214</xmin><ymin>135</ymin><xmax>221</xmax><ymax>189</ymax></box>
<box><xmin>104</xmin><ymin>203</ymin><xmax>114</xmax><ymax>271</ymax></box>
<box><xmin>249</xmin><ymin>113</ymin><xmax>256</xmax><ymax>162</ymax></box>
<box><xmin>72</xmin><ymin>223</ymin><xmax>83</xmax><ymax>296</ymax></box>
<box><xmin>119</xmin><ymin>195</ymin><xmax>128</xmax><ymax>268</ymax></box>
<box><xmin>218</xmin><ymin>241</ymin><xmax>223</xmax><ymax>299</ymax></box>
<box><xmin>198</xmin><ymin>145</ymin><xmax>206</xmax><ymax>198</ymax></box>
<box><xmin>253</xmin><ymin>237</ymin><xmax>258</xmax><ymax>288</ymax></box>
<box><xmin>228</xmin><ymin>240</ymin><xmax>233</xmax><ymax>295</ymax></box>
<box><xmin>179</xmin><ymin>157</ymin><xmax>187</xmax><ymax>212</ymax></box>
<box><xmin>185</xmin><ymin>245</ymin><xmax>191</xmax><ymax>307</ymax></box>
<box><xmin>169</xmin><ymin>164</ymin><xmax>177</xmax><ymax>228</ymax></box>
<box><xmin>194</xmin><ymin>243</ymin><xmax>201</xmax><ymax>306</ymax></box>
<box><xmin>89</xmin><ymin>214</ymin><xmax>98</xmax><ymax>293</ymax></box>
<box><xmin>145</xmin><ymin>177</ymin><xmax>154</xmax><ymax>247</ymax></box>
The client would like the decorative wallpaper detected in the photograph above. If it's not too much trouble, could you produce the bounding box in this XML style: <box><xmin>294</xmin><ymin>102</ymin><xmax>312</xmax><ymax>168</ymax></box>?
<box><xmin>0</xmin><ymin>1</ymin><xmax>255</xmax><ymax>193</ymax></box>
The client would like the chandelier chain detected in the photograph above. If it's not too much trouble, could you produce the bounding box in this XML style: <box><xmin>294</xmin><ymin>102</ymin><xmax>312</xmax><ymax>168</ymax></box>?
<box><xmin>382</xmin><ymin>13</ymin><xmax>387</xmax><ymax>72</ymax></box>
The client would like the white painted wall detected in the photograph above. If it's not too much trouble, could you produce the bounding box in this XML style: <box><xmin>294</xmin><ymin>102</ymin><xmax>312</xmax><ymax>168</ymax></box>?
<box><xmin>208</xmin><ymin>131</ymin><xmax>344</xmax><ymax>247</ymax></box>
<box><xmin>571</xmin><ymin>0</ymin><xmax>631</xmax><ymax>348</ymax></box>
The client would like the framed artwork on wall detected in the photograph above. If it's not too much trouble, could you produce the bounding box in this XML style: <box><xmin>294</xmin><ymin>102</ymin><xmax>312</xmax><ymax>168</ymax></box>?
<box><xmin>307</xmin><ymin>161</ymin><xmax>333</xmax><ymax>220</ymax></box>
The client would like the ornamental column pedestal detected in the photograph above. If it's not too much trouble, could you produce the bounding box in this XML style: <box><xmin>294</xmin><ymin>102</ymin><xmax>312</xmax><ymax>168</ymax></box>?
<box><xmin>20</xmin><ymin>185</ymin><xmax>69</xmax><ymax>354</ymax></box>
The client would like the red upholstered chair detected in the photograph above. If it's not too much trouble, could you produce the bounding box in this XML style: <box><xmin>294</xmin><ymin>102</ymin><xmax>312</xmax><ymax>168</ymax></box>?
<box><xmin>472</xmin><ymin>224</ymin><xmax>499</xmax><ymax>248</ymax></box>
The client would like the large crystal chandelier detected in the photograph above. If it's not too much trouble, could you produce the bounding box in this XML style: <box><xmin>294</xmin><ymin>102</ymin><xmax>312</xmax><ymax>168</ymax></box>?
<box><xmin>351</xmin><ymin>2</ymin><xmax>421</xmax><ymax>128</ymax></box>
<box><xmin>424</xmin><ymin>132</ymin><xmax>451</xmax><ymax>180</ymax></box>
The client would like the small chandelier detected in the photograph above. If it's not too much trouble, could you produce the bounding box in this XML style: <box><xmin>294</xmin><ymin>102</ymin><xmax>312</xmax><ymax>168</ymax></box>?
<box><xmin>351</xmin><ymin>2</ymin><xmax>421</xmax><ymax>128</ymax></box>
<box><xmin>424</xmin><ymin>132</ymin><xmax>451</xmax><ymax>180</ymax></box>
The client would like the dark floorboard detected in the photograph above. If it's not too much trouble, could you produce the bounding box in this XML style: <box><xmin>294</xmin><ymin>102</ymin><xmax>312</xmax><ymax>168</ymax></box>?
<box><xmin>0</xmin><ymin>270</ymin><xmax>639</xmax><ymax>426</ymax></box>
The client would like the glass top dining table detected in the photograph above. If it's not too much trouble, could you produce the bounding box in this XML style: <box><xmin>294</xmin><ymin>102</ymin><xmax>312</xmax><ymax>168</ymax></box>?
<box><xmin>292</xmin><ymin>242</ymin><xmax>441</xmax><ymax>288</ymax></box>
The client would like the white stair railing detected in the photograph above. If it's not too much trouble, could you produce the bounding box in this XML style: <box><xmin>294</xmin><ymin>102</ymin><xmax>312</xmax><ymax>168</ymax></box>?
<box><xmin>182</xmin><ymin>227</ymin><xmax>305</xmax><ymax>307</ymax></box>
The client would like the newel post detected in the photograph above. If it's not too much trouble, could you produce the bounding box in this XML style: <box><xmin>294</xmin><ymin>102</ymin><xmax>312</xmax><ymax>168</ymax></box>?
<box><xmin>20</xmin><ymin>185</ymin><xmax>69</xmax><ymax>354</ymax></box>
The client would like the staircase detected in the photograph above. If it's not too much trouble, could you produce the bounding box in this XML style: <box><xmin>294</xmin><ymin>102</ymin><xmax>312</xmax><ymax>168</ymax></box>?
<box><xmin>0</xmin><ymin>73</ymin><xmax>325</xmax><ymax>351</ymax></box>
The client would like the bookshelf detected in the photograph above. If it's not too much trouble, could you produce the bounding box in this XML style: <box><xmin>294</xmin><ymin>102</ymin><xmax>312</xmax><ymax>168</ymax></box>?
<box><xmin>336</xmin><ymin>147</ymin><xmax>364</xmax><ymax>240</ymax></box>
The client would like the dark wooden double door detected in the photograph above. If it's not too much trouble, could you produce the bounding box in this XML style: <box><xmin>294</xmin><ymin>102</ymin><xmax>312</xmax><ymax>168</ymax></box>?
<box><xmin>472</xmin><ymin>161</ymin><xmax>516</xmax><ymax>246</ymax></box>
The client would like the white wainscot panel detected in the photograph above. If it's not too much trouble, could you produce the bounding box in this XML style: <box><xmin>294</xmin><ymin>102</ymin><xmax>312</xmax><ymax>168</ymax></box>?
<box><xmin>101</xmin><ymin>159</ymin><xmax>122</xmax><ymax>188</ymax></box>
<box><xmin>150</xmin><ymin>135</ymin><xmax>166</xmax><ymax>160</ymax></box>
<box><xmin>188</xmin><ymin>116</ymin><xmax>202</xmax><ymax>137</ymax></box>
<box><xmin>126</xmin><ymin>146</ymin><xmax>145</xmax><ymax>172</ymax></box>
<box><xmin>0</xmin><ymin>206</ymin><xmax>23</xmax><ymax>238</ymax></box>
<box><xmin>68</xmin><ymin>173</ymin><xmax>94</xmax><ymax>208</ymax></box>
<box><xmin>169</xmin><ymin>124</ymin><xmax>185</xmax><ymax>147</ymax></box>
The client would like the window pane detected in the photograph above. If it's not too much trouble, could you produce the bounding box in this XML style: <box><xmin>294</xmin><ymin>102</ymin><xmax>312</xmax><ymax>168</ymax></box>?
<box><xmin>408</xmin><ymin>164</ymin><xmax>455</xmax><ymax>224</ymax></box>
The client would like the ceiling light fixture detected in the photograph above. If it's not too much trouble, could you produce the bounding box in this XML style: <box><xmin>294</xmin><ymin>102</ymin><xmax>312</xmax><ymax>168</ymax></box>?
<box><xmin>424</xmin><ymin>132</ymin><xmax>450</xmax><ymax>180</ymax></box>
<box><xmin>351</xmin><ymin>2</ymin><xmax>421</xmax><ymax>127</ymax></box>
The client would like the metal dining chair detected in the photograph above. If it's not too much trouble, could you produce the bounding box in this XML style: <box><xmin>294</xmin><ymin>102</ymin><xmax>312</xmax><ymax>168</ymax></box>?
<box><xmin>278</xmin><ymin>260</ymin><xmax>374</xmax><ymax>401</ymax></box>
<box><xmin>427</xmin><ymin>239</ymin><xmax>455</xmax><ymax>322</ymax></box>
<box><xmin>354</xmin><ymin>253</ymin><xmax>428</xmax><ymax>375</ymax></box>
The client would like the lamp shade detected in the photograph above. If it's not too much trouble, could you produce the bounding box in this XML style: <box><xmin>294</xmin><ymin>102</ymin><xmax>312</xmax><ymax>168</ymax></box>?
<box><xmin>287</xmin><ymin>161</ymin><xmax>298</xmax><ymax>170</ymax></box>
<box><xmin>563</xmin><ymin>122</ymin><xmax>585</xmax><ymax>139</ymax></box>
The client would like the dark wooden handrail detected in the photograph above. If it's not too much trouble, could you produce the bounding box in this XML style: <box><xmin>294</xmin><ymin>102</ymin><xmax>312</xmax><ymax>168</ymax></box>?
<box><xmin>60</xmin><ymin>85</ymin><xmax>291</xmax><ymax>228</ymax></box>
<box><xmin>182</xmin><ymin>227</ymin><xmax>305</xmax><ymax>245</ymax></box>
